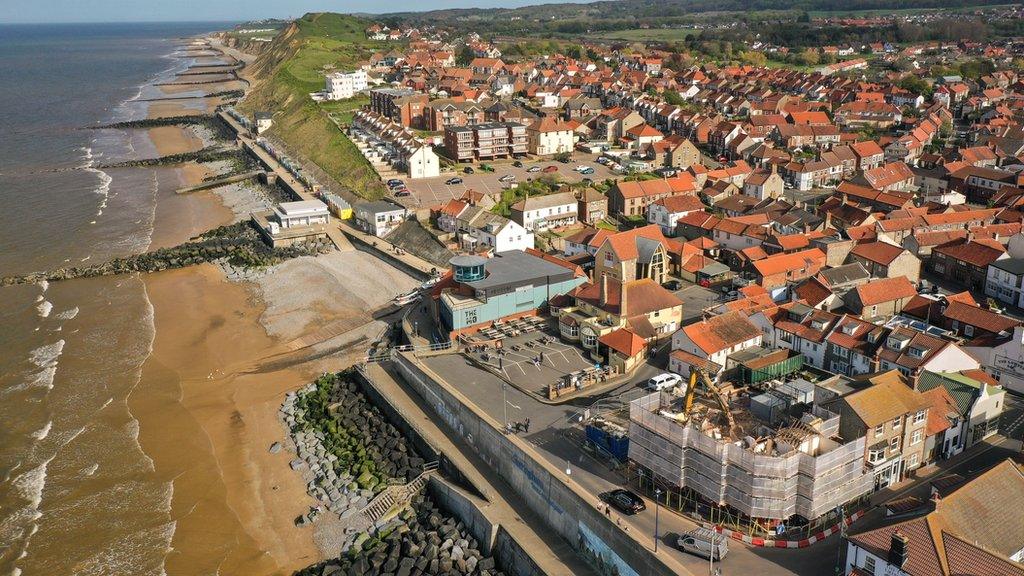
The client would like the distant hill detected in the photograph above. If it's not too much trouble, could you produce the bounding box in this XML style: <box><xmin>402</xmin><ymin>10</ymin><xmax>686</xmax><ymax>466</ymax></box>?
<box><xmin>385</xmin><ymin>0</ymin><xmax>1009</xmax><ymax>33</ymax></box>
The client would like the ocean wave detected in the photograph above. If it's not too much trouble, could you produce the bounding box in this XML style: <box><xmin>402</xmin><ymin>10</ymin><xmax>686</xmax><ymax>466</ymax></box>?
<box><xmin>16</xmin><ymin>340</ymin><xmax>66</xmax><ymax>392</ymax></box>
<box><xmin>36</xmin><ymin>301</ymin><xmax>52</xmax><ymax>319</ymax></box>
<box><xmin>82</xmin><ymin>463</ymin><xmax>99</xmax><ymax>477</ymax></box>
<box><xmin>38</xmin><ymin>280</ymin><xmax>49</xmax><ymax>292</ymax></box>
<box><xmin>55</xmin><ymin>306</ymin><xmax>79</xmax><ymax>321</ymax></box>
<box><xmin>30</xmin><ymin>421</ymin><xmax>52</xmax><ymax>441</ymax></box>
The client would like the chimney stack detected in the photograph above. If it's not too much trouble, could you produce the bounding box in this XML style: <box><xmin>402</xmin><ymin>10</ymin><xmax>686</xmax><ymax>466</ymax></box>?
<box><xmin>600</xmin><ymin>273</ymin><xmax>609</xmax><ymax>307</ymax></box>
<box><xmin>888</xmin><ymin>532</ymin><xmax>910</xmax><ymax>569</ymax></box>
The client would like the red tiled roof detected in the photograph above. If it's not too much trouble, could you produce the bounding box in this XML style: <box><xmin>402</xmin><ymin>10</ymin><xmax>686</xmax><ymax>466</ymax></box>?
<box><xmin>850</xmin><ymin>241</ymin><xmax>908</xmax><ymax>265</ymax></box>
<box><xmin>855</xmin><ymin>276</ymin><xmax>917</xmax><ymax>307</ymax></box>
<box><xmin>680</xmin><ymin>312</ymin><xmax>761</xmax><ymax>355</ymax></box>
<box><xmin>599</xmin><ymin>328</ymin><xmax>646</xmax><ymax>357</ymax></box>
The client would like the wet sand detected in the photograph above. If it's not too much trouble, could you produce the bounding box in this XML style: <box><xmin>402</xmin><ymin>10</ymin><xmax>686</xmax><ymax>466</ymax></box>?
<box><xmin>133</xmin><ymin>265</ymin><xmax>321</xmax><ymax>576</ymax></box>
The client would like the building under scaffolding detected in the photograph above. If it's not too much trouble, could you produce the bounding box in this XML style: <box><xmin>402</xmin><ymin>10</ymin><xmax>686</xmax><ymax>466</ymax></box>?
<box><xmin>628</xmin><ymin>390</ymin><xmax>873</xmax><ymax>523</ymax></box>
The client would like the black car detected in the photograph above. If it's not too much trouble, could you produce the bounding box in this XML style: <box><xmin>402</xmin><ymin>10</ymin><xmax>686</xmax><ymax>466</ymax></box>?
<box><xmin>662</xmin><ymin>279</ymin><xmax>681</xmax><ymax>291</ymax></box>
<box><xmin>446</xmin><ymin>177</ymin><xmax>463</xmax><ymax>185</ymax></box>
<box><xmin>607</xmin><ymin>489</ymin><xmax>646</xmax><ymax>515</ymax></box>
<box><xmin>464</xmin><ymin>166</ymin><xmax>475</xmax><ymax>174</ymax></box>
<box><xmin>512</xmin><ymin>160</ymin><xmax>524</xmax><ymax>168</ymax></box>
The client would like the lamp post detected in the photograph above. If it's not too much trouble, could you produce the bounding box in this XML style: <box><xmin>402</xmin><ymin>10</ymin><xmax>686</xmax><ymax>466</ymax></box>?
<box><xmin>502</xmin><ymin>382</ymin><xmax>509</xmax><ymax>433</ymax></box>
<box><xmin>654</xmin><ymin>488</ymin><xmax>662</xmax><ymax>553</ymax></box>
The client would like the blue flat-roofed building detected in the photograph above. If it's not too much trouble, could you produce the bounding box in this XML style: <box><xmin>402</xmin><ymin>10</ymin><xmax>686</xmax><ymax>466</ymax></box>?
<box><xmin>432</xmin><ymin>250</ymin><xmax>586</xmax><ymax>339</ymax></box>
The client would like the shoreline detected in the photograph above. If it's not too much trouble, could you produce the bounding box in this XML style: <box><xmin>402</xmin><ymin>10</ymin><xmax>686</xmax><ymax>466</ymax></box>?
<box><xmin>128</xmin><ymin>41</ymin><xmax>325</xmax><ymax>574</ymax></box>
<box><xmin>132</xmin><ymin>264</ymin><xmax>321</xmax><ymax>576</ymax></box>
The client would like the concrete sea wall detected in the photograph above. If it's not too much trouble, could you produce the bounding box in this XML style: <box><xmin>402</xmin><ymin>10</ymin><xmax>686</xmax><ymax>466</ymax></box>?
<box><xmin>392</xmin><ymin>351</ymin><xmax>679</xmax><ymax>576</ymax></box>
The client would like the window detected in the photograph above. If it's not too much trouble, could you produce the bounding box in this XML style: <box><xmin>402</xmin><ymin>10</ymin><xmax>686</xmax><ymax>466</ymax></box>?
<box><xmin>864</xmin><ymin>555</ymin><xmax>877</xmax><ymax>573</ymax></box>
<box><xmin>836</xmin><ymin>347</ymin><xmax>850</xmax><ymax>359</ymax></box>
<box><xmin>908</xmin><ymin>453</ymin><xmax>919</xmax><ymax>468</ymax></box>
<box><xmin>914</xmin><ymin>410</ymin><xmax>926</xmax><ymax>424</ymax></box>
<box><xmin>911</xmin><ymin>430</ymin><xmax>922</xmax><ymax>445</ymax></box>
<box><xmin>874</xmin><ymin>424</ymin><xmax>884</xmax><ymax>437</ymax></box>
<box><xmin>889</xmin><ymin>437</ymin><xmax>899</xmax><ymax>452</ymax></box>
<box><xmin>868</xmin><ymin>447</ymin><xmax>885</xmax><ymax>464</ymax></box>
<box><xmin>964</xmin><ymin>325</ymin><xmax>974</xmax><ymax>337</ymax></box>
<box><xmin>893</xmin><ymin>416</ymin><xmax>901</xmax><ymax>429</ymax></box>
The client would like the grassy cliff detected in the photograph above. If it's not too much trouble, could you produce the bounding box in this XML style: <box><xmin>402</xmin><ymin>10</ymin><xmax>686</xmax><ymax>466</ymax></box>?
<box><xmin>240</xmin><ymin>13</ymin><xmax>388</xmax><ymax>200</ymax></box>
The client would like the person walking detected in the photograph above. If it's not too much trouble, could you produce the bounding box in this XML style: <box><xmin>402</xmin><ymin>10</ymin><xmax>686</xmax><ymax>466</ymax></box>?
<box><xmin>524</xmin><ymin>417</ymin><xmax>531</xmax><ymax>433</ymax></box>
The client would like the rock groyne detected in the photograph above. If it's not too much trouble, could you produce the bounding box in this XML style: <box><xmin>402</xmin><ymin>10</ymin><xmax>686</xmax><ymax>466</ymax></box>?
<box><xmin>1</xmin><ymin>222</ymin><xmax>330</xmax><ymax>287</ymax></box>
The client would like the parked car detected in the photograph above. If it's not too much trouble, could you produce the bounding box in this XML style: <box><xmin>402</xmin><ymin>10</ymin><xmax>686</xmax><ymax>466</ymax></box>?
<box><xmin>607</xmin><ymin>489</ymin><xmax>646</xmax><ymax>515</ymax></box>
<box><xmin>479</xmin><ymin>163</ymin><xmax>495</xmax><ymax>172</ymax></box>
<box><xmin>662</xmin><ymin>279</ymin><xmax>681</xmax><ymax>291</ymax></box>
<box><xmin>596</xmin><ymin>157</ymin><xmax>610</xmax><ymax>165</ymax></box>
<box><xmin>527</xmin><ymin>166</ymin><xmax>542</xmax><ymax>173</ymax></box>
<box><xmin>512</xmin><ymin>160</ymin><xmax>524</xmax><ymax>168</ymax></box>
<box><xmin>676</xmin><ymin>528</ymin><xmax>728</xmax><ymax>561</ymax></box>
<box><xmin>498</xmin><ymin>174</ymin><xmax>516</xmax><ymax>183</ymax></box>
<box><xmin>386</xmin><ymin>178</ymin><xmax>404</xmax><ymax>187</ymax></box>
<box><xmin>575</xmin><ymin>165</ymin><xmax>590</xmax><ymax>172</ymax></box>
<box><xmin>394</xmin><ymin>190</ymin><xmax>411</xmax><ymax>197</ymax></box>
<box><xmin>542</xmin><ymin>165</ymin><xmax>559</xmax><ymax>173</ymax></box>
<box><xmin>647</xmin><ymin>373</ymin><xmax>683</xmax><ymax>391</ymax></box>
<box><xmin>558</xmin><ymin>157</ymin><xmax>571</xmax><ymax>164</ymax></box>
<box><xmin>578</xmin><ymin>167</ymin><xmax>595</xmax><ymax>175</ymax></box>
<box><xmin>464</xmin><ymin>167</ymin><xmax>475</xmax><ymax>174</ymax></box>
<box><xmin>446</xmin><ymin>177</ymin><xmax>463</xmax><ymax>185</ymax></box>
<box><xmin>654</xmin><ymin>167</ymin><xmax>678</xmax><ymax>178</ymax></box>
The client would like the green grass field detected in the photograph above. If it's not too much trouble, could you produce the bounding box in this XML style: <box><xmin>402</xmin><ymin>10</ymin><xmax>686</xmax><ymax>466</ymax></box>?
<box><xmin>591</xmin><ymin>27</ymin><xmax>702</xmax><ymax>42</ymax></box>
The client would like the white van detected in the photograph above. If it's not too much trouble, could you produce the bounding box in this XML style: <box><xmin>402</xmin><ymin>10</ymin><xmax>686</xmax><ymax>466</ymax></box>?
<box><xmin>677</xmin><ymin>528</ymin><xmax>728</xmax><ymax>560</ymax></box>
<box><xmin>646</xmin><ymin>373</ymin><xmax>683</xmax><ymax>391</ymax></box>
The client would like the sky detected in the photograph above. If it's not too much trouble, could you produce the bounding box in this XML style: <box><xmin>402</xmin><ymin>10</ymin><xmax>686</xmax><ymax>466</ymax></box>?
<box><xmin>0</xmin><ymin>0</ymin><xmax>583</xmax><ymax>24</ymax></box>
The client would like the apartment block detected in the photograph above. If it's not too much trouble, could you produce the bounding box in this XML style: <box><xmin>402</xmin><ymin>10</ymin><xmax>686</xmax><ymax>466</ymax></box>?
<box><xmin>443</xmin><ymin>122</ymin><xmax>527</xmax><ymax>162</ymax></box>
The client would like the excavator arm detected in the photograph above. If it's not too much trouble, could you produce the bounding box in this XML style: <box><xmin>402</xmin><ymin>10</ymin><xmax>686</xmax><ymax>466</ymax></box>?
<box><xmin>682</xmin><ymin>368</ymin><xmax>699</xmax><ymax>417</ymax></box>
<box><xmin>690</xmin><ymin>366</ymin><xmax>738</xmax><ymax>435</ymax></box>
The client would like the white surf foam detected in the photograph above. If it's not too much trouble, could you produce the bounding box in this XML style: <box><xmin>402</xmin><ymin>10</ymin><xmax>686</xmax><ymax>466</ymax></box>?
<box><xmin>55</xmin><ymin>306</ymin><xmax>79</xmax><ymax>321</ymax></box>
<box><xmin>82</xmin><ymin>463</ymin><xmax>99</xmax><ymax>477</ymax></box>
<box><xmin>38</xmin><ymin>280</ymin><xmax>49</xmax><ymax>292</ymax></box>
<box><xmin>30</xmin><ymin>421</ymin><xmax>52</xmax><ymax>441</ymax></box>
<box><xmin>23</xmin><ymin>340</ymin><xmax>65</xmax><ymax>391</ymax></box>
<box><xmin>36</xmin><ymin>301</ymin><xmax>52</xmax><ymax>319</ymax></box>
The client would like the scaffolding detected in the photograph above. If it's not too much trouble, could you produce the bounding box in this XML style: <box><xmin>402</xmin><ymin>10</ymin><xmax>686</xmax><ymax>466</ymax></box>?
<box><xmin>628</xmin><ymin>392</ymin><xmax>873</xmax><ymax>523</ymax></box>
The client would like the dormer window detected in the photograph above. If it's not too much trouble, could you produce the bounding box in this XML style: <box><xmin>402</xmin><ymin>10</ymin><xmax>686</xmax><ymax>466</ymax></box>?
<box><xmin>842</xmin><ymin>323</ymin><xmax>858</xmax><ymax>336</ymax></box>
<box><xmin>908</xmin><ymin>347</ymin><xmax>925</xmax><ymax>359</ymax></box>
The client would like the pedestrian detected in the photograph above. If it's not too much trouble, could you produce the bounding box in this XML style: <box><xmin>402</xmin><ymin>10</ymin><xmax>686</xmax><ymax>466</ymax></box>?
<box><xmin>539</xmin><ymin>351</ymin><xmax>544</xmax><ymax>364</ymax></box>
<box><xmin>605</xmin><ymin>505</ymin><xmax>611</xmax><ymax>517</ymax></box>
<box><xmin>524</xmin><ymin>417</ymin><xmax>531</xmax><ymax>433</ymax></box>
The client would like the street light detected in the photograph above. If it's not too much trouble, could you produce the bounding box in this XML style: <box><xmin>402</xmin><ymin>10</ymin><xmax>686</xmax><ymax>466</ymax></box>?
<box><xmin>565</xmin><ymin>459</ymin><xmax>572</xmax><ymax>477</ymax></box>
<box><xmin>654</xmin><ymin>488</ymin><xmax>662</xmax><ymax>553</ymax></box>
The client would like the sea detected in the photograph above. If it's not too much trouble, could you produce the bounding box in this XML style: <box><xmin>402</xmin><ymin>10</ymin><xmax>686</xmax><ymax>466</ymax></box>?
<box><xmin>0</xmin><ymin>22</ymin><xmax>227</xmax><ymax>576</ymax></box>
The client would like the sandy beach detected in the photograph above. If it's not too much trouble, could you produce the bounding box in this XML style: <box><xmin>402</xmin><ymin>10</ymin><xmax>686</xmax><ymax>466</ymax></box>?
<box><xmin>133</xmin><ymin>264</ymin><xmax>321</xmax><ymax>576</ymax></box>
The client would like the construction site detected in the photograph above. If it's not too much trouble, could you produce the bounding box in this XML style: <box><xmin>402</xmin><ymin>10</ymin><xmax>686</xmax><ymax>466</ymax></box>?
<box><xmin>625</xmin><ymin>367</ymin><xmax>874</xmax><ymax>535</ymax></box>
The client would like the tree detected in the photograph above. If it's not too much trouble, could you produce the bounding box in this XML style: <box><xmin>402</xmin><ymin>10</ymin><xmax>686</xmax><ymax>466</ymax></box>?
<box><xmin>456</xmin><ymin>45</ymin><xmax>475</xmax><ymax>66</ymax></box>
<box><xmin>739</xmin><ymin>50</ymin><xmax>766</xmax><ymax>67</ymax></box>
<box><xmin>796</xmin><ymin>48</ymin><xmax>819</xmax><ymax>67</ymax></box>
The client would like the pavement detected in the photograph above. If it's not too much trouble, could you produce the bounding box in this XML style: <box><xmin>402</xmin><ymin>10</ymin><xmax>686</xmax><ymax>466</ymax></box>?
<box><xmin>398</xmin><ymin>152</ymin><xmax>619</xmax><ymax>209</ymax></box>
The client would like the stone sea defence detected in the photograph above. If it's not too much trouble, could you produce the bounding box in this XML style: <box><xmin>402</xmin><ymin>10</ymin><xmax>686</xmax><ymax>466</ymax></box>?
<box><xmin>0</xmin><ymin>223</ymin><xmax>331</xmax><ymax>287</ymax></box>
<box><xmin>97</xmin><ymin>146</ymin><xmax>248</xmax><ymax>169</ymax></box>
<box><xmin>297</xmin><ymin>491</ymin><xmax>506</xmax><ymax>576</ymax></box>
<box><xmin>284</xmin><ymin>372</ymin><xmax>510</xmax><ymax>576</ymax></box>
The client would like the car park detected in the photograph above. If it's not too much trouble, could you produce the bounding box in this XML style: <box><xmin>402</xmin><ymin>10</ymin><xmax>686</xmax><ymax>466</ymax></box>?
<box><xmin>607</xmin><ymin>489</ymin><xmax>646</xmax><ymax>515</ymax></box>
<box><xmin>446</xmin><ymin>177</ymin><xmax>463</xmax><ymax>185</ymax></box>
<box><xmin>647</xmin><ymin>373</ymin><xmax>683</xmax><ymax>391</ymax></box>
